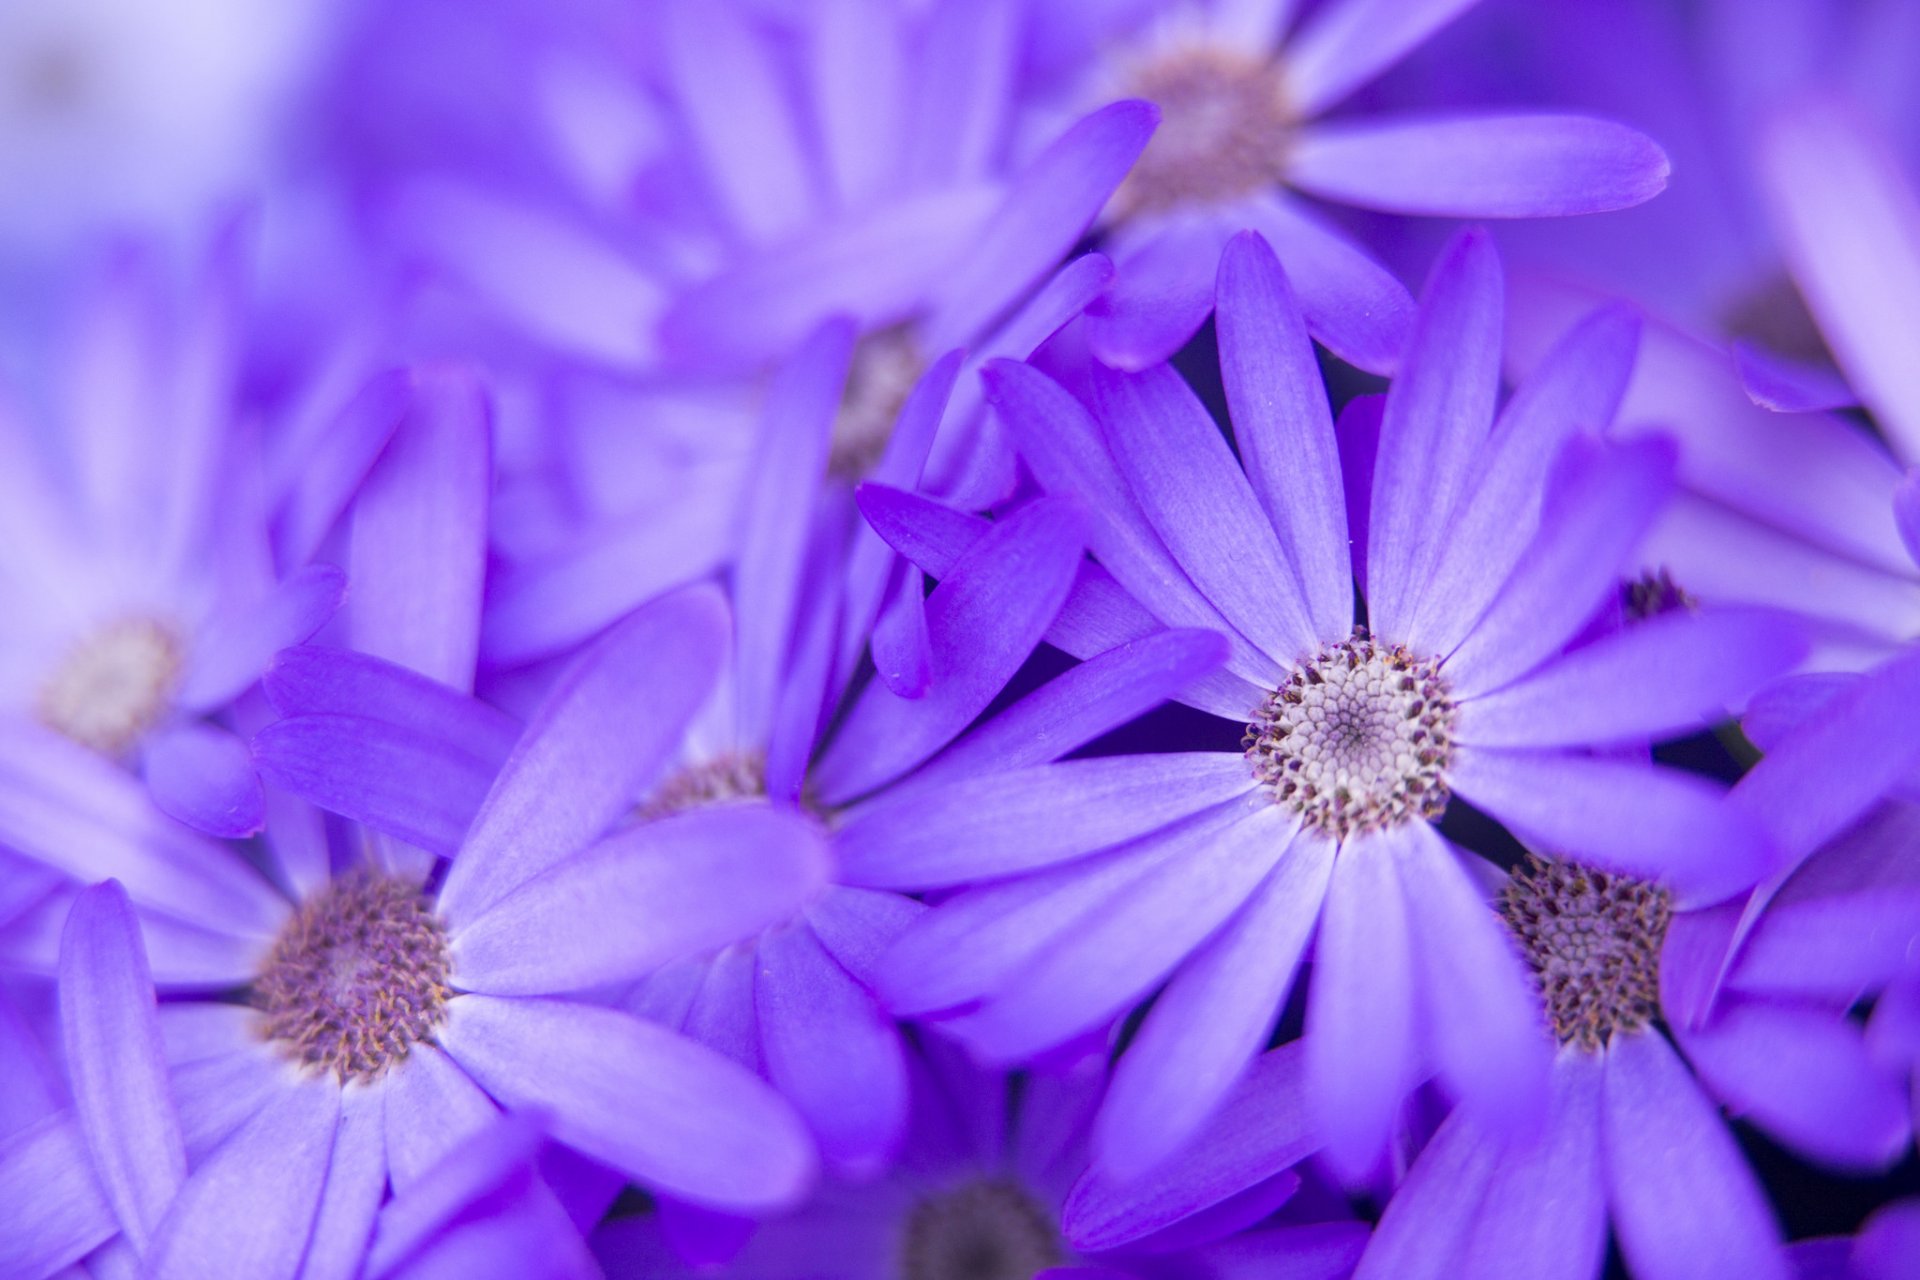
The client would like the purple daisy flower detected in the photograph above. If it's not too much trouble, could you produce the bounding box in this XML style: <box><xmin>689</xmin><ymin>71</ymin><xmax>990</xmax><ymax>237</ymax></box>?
<box><xmin>1351</xmin><ymin>653</ymin><xmax>1920</xmax><ymax>1280</ymax></box>
<box><xmin>1021</xmin><ymin>0</ymin><xmax>1670</xmax><ymax>372</ymax></box>
<box><xmin>864</xmin><ymin>228</ymin><xmax>1801</xmax><ymax>1181</ymax></box>
<box><xmin>0</xmin><ymin>240</ymin><xmax>345</xmax><ymax>837</ymax></box>
<box><xmin>592</xmin><ymin>1038</ymin><xmax>1367</xmax><ymax>1280</ymax></box>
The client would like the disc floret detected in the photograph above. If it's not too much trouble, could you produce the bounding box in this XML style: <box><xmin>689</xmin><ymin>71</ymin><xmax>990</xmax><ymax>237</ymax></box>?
<box><xmin>1111</xmin><ymin>44</ymin><xmax>1294</xmax><ymax>219</ymax></box>
<box><xmin>37</xmin><ymin>616</ymin><xmax>184</xmax><ymax>755</ymax></box>
<box><xmin>901</xmin><ymin>1178</ymin><xmax>1062</xmax><ymax>1280</ymax></box>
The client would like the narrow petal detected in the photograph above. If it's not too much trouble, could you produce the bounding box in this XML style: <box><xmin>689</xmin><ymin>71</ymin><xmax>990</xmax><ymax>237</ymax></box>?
<box><xmin>450</xmin><ymin>805</ymin><xmax>831</xmax><ymax>992</ymax></box>
<box><xmin>663</xmin><ymin>0</ymin><xmax>816</xmax><ymax>243</ymax></box>
<box><xmin>1282</xmin><ymin>0</ymin><xmax>1484</xmax><ymax>115</ymax></box>
<box><xmin>802</xmin><ymin>886</ymin><xmax>924</xmax><ymax>993</ymax></box>
<box><xmin>1095</xmin><ymin>831</ymin><xmax>1331</xmax><ymax>1181</ymax></box>
<box><xmin>1366</xmin><ymin>229</ymin><xmax>1503</xmax><ymax>644</ymax></box>
<box><xmin>1395</xmin><ymin>823</ymin><xmax>1552</xmax><ymax>1133</ymax></box>
<box><xmin>1602</xmin><ymin>1030</ymin><xmax>1791</xmax><ymax>1280</ymax></box>
<box><xmin>364</xmin><ymin>1112</ymin><xmax>546</xmax><ymax>1280</ymax></box>
<box><xmin>1417</xmin><ymin>303</ymin><xmax>1641</xmax><ymax>655</ymax></box>
<box><xmin>755</xmin><ymin>924</ymin><xmax>908</xmax><ymax>1176</ymax></box>
<box><xmin>58</xmin><ymin>880</ymin><xmax>186</xmax><ymax>1252</ymax></box>
<box><xmin>810</xmin><ymin>0</ymin><xmax>904</xmax><ymax>207</ymax></box>
<box><xmin>1306</xmin><ymin>830</ymin><xmax>1416</xmax><ymax>1178</ymax></box>
<box><xmin>147</xmin><ymin>1077</ymin><xmax>342</xmax><ymax>1280</ymax></box>
<box><xmin>253</xmin><ymin>714</ymin><xmax>495</xmax><ymax>859</ymax></box>
<box><xmin>1761</xmin><ymin>97</ymin><xmax>1920</xmax><ymax>460</ymax></box>
<box><xmin>1289</xmin><ymin>114</ymin><xmax>1669</xmax><ymax>217</ymax></box>
<box><xmin>1443</xmin><ymin>436</ymin><xmax>1676</xmax><ymax>699</ymax></box>
<box><xmin>902</xmin><ymin>0</ymin><xmax>1019</xmax><ymax>185</ymax></box>
<box><xmin>1241</xmin><ymin>196</ymin><xmax>1415</xmax><ymax>375</ymax></box>
<box><xmin>381</xmin><ymin>1046</ymin><xmax>499</xmax><ymax>1194</ymax></box>
<box><xmin>1450</xmin><ymin>748</ymin><xmax>1769</xmax><ymax>907</ymax></box>
<box><xmin>1094</xmin><ymin>360</ymin><xmax>1320</xmax><ymax>663</ymax></box>
<box><xmin>439</xmin><ymin>584</ymin><xmax>731</xmax><ymax>923</ymax></box>
<box><xmin>439</xmin><ymin>995</ymin><xmax>816</xmax><ymax>1210</ymax></box>
<box><xmin>1678</xmin><ymin>996</ymin><xmax>1911</xmax><ymax>1172</ymax></box>
<box><xmin>811</xmin><ymin>497</ymin><xmax>1086</xmax><ymax>804</ymax></box>
<box><xmin>869</xmin><ymin>568</ymin><xmax>933</xmax><ymax>698</ymax></box>
<box><xmin>922</xmin><ymin>100</ymin><xmax>1157</xmax><ymax>352</ymax></box>
<box><xmin>1216</xmin><ymin>230</ymin><xmax>1352</xmax><ymax>642</ymax></box>
<box><xmin>347</xmin><ymin>366</ymin><xmax>492</xmax><ymax>693</ymax></box>
<box><xmin>834</xmin><ymin>753</ymin><xmax>1256</xmax><ymax>890</ymax></box>
<box><xmin>262</xmin><ymin>646</ymin><xmax>519</xmax><ymax>764</ymax></box>
<box><xmin>177</xmin><ymin>565</ymin><xmax>347</xmax><ymax>711</ymax></box>
<box><xmin>1064</xmin><ymin>1044</ymin><xmax>1318</xmax><ymax>1253</ymax></box>
<box><xmin>1350</xmin><ymin>1105</ymin><xmax>1498</xmax><ymax>1280</ymax></box>
<box><xmin>0</xmin><ymin>1113</ymin><xmax>117</xmax><ymax>1279</ymax></box>
<box><xmin>912</xmin><ymin>627</ymin><xmax>1233</xmax><ymax>784</ymax></box>
<box><xmin>735</xmin><ymin>320</ymin><xmax>854</xmax><ymax>744</ymax></box>
<box><xmin>299</xmin><ymin>1085</ymin><xmax>388</xmax><ymax>1280</ymax></box>
<box><xmin>1734</xmin><ymin>342</ymin><xmax>1858</xmax><ymax>415</ymax></box>
<box><xmin>961</xmin><ymin>803</ymin><xmax>1288</xmax><ymax>1063</ymax></box>
<box><xmin>1085</xmin><ymin>220</ymin><xmax>1229</xmax><ymax>371</ymax></box>
<box><xmin>1459</xmin><ymin>608</ymin><xmax>1809</xmax><ymax>750</ymax></box>
<box><xmin>143</xmin><ymin>722</ymin><xmax>265</xmax><ymax>838</ymax></box>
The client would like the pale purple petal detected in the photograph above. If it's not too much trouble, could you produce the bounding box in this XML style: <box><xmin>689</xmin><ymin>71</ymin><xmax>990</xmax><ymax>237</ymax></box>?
<box><xmin>1761</xmin><ymin>97</ymin><xmax>1920</xmax><ymax>461</ymax></box>
<box><xmin>868</xmin><ymin>568</ymin><xmax>932</xmax><ymax>698</ymax></box>
<box><xmin>57</xmin><ymin>880</ymin><xmax>185</xmax><ymax>1252</ymax></box>
<box><xmin>143</xmin><ymin>722</ymin><xmax>265</xmax><ymax>838</ymax></box>
<box><xmin>168</xmin><ymin>1046</ymin><xmax>289</xmax><ymax>1164</ymax></box>
<box><xmin>1094</xmin><ymin>359</ymin><xmax>1321</xmax><ymax>663</ymax></box>
<box><xmin>381</xmin><ymin>1046</ymin><xmax>500</xmax><ymax>1194</ymax></box>
<box><xmin>1351</xmin><ymin>1104</ymin><xmax>1497</xmax><ymax>1280</ymax></box>
<box><xmin>439</xmin><ymin>995</ymin><xmax>816</xmax><ymax>1210</ymax></box>
<box><xmin>1366</xmin><ymin>229</ymin><xmax>1503</xmax><ymax>646</ymax></box>
<box><xmin>364</xmin><ymin>1112</ymin><xmax>546</xmax><ymax>1279</ymax></box>
<box><xmin>1443</xmin><ymin>436</ymin><xmax>1676</xmax><ymax>699</ymax></box>
<box><xmin>347</xmin><ymin>366</ymin><xmax>492</xmax><ymax>693</ymax></box>
<box><xmin>955</xmin><ymin>803</ymin><xmax>1289</xmax><ymax>1062</ymax></box>
<box><xmin>1734</xmin><ymin>342</ymin><xmax>1858</xmax><ymax>415</ymax></box>
<box><xmin>902</xmin><ymin>0</ymin><xmax>1019</xmax><ymax>185</ymax></box>
<box><xmin>922</xmin><ymin>100</ymin><xmax>1157</xmax><ymax>352</ymax></box>
<box><xmin>663</xmin><ymin>0</ymin><xmax>817</xmax><ymax>243</ymax></box>
<box><xmin>1094</xmin><ymin>831</ymin><xmax>1330</xmax><ymax>1182</ymax></box>
<box><xmin>0</xmin><ymin>1113</ymin><xmax>117</xmax><ymax>1278</ymax></box>
<box><xmin>834</xmin><ymin>752</ymin><xmax>1255</xmax><ymax>890</ymax></box>
<box><xmin>1678</xmin><ymin>996</ymin><xmax>1911</xmax><ymax>1172</ymax></box>
<box><xmin>1085</xmin><ymin>219</ymin><xmax>1230</xmax><ymax>371</ymax></box>
<box><xmin>439</xmin><ymin>584</ymin><xmax>731</xmax><ymax>923</ymax></box>
<box><xmin>683</xmin><ymin>944</ymin><xmax>764</xmax><ymax>1073</ymax></box>
<box><xmin>147</xmin><ymin>1077</ymin><xmax>341</xmax><ymax>1280</ymax></box>
<box><xmin>755</xmin><ymin>923</ymin><xmax>908</xmax><ymax>1176</ymax></box>
<box><xmin>810</xmin><ymin>0</ymin><xmax>905</xmax><ymax>206</ymax></box>
<box><xmin>1451</xmin><ymin>747</ymin><xmax>1770</xmax><ymax>907</ymax></box>
<box><xmin>449</xmin><ymin>805</ymin><xmax>831</xmax><ymax>992</ymax></box>
<box><xmin>1289</xmin><ymin>115</ymin><xmax>1669</xmax><ymax>217</ymax></box>
<box><xmin>1065</xmin><ymin>1044</ymin><xmax>1318</xmax><ymax>1252</ymax></box>
<box><xmin>299</xmin><ymin>1086</ymin><xmax>388</xmax><ymax>1280</ymax></box>
<box><xmin>1281</xmin><ymin>0</ymin><xmax>1484</xmax><ymax>116</ymax></box>
<box><xmin>263</xmin><ymin>646</ymin><xmax>519</xmax><ymax>764</ymax></box>
<box><xmin>802</xmin><ymin>886</ymin><xmax>925</xmax><ymax>993</ymax></box>
<box><xmin>1459</xmin><ymin>608</ymin><xmax>1808</xmax><ymax>750</ymax></box>
<box><xmin>1306</xmin><ymin>828</ymin><xmax>1417</xmax><ymax>1179</ymax></box>
<box><xmin>1602</xmin><ymin>1030</ymin><xmax>1791</xmax><ymax>1280</ymax></box>
<box><xmin>1216</xmin><ymin>229</ymin><xmax>1353</xmax><ymax>641</ymax></box>
<box><xmin>177</xmin><ymin>565</ymin><xmax>347</xmax><ymax>712</ymax></box>
<box><xmin>1240</xmin><ymin>195</ymin><xmax>1414</xmax><ymax>375</ymax></box>
<box><xmin>811</xmin><ymin>497</ymin><xmax>1087</xmax><ymax>804</ymax></box>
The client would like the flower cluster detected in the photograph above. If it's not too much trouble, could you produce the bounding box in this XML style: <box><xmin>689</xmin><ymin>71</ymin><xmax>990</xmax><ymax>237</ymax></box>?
<box><xmin>3</xmin><ymin>1</ymin><xmax>1919</xmax><ymax>1278</ymax></box>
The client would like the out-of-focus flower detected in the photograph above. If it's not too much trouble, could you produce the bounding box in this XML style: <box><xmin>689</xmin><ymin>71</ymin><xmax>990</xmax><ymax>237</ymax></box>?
<box><xmin>866</xmin><ymin>230</ymin><xmax>1799</xmax><ymax>1183</ymax></box>
<box><xmin>1021</xmin><ymin>0</ymin><xmax>1670</xmax><ymax>372</ymax></box>
<box><xmin>0</xmin><ymin>241</ymin><xmax>344</xmax><ymax>836</ymax></box>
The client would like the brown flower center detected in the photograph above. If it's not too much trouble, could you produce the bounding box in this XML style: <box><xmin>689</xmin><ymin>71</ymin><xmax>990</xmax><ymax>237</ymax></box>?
<box><xmin>1111</xmin><ymin>45</ymin><xmax>1294</xmax><ymax>220</ymax></box>
<box><xmin>900</xmin><ymin>1178</ymin><xmax>1062</xmax><ymax>1280</ymax></box>
<box><xmin>831</xmin><ymin>325</ymin><xmax>925</xmax><ymax>482</ymax></box>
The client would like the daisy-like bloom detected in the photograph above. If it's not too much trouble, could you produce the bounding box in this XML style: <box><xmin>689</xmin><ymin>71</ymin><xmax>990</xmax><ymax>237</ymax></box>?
<box><xmin>866</xmin><ymin>229</ymin><xmax>1801</xmax><ymax>1182</ymax></box>
<box><xmin>1027</xmin><ymin>0</ymin><xmax>1670</xmax><ymax>372</ymax></box>
<box><xmin>1348</xmin><ymin>647</ymin><xmax>1920</xmax><ymax>1280</ymax></box>
<box><xmin>0</xmin><ymin>242</ymin><xmax>346</xmax><ymax>837</ymax></box>
<box><xmin>592</xmin><ymin>1038</ymin><xmax>1367</xmax><ymax>1280</ymax></box>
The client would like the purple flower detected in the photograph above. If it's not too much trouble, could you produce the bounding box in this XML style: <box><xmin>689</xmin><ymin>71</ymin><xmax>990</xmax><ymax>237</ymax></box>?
<box><xmin>865</xmin><ymin>228</ymin><xmax>1801</xmax><ymax>1182</ymax></box>
<box><xmin>0</xmin><ymin>242</ymin><xmax>345</xmax><ymax>836</ymax></box>
<box><xmin>1023</xmin><ymin>0</ymin><xmax>1669</xmax><ymax>372</ymax></box>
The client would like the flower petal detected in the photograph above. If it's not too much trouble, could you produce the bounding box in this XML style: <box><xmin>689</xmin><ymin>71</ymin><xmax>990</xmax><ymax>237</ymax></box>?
<box><xmin>1602</xmin><ymin>1030</ymin><xmax>1791</xmax><ymax>1280</ymax></box>
<box><xmin>147</xmin><ymin>1077</ymin><xmax>341</xmax><ymax>1280</ymax></box>
<box><xmin>1289</xmin><ymin>114</ymin><xmax>1669</xmax><ymax>218</ymax></box>
<box><xmin>450</xmin><ymin>805</ymin><xmax>831</xmax><ymax>992</ymax></box>
<box><xmin>438</xmin><ymin>584</ymin><xmax>731</xmax><ymax>923</ymax></box>
<box><xmin>1240</xmin><ymin>196</ymin><xmax>1414</xmax><ymax>375</ymax></box>
<box><xmin>262</xmin><ymin>646</ymin><xmax>519</xmax><ymax>764</ymax></box>
<box><xmin>0</xmin><ymin>1113</ymin><xmax>118</xmax><ymax>1278</ymax></box>
<box><xmin>299</xmin><ymin>1085</ymin><xmax>388</xmax><ymax>1280</ymax></box>
<box><xmin>1282</xmin><ymin>0</ymin><xmax>1485</xmax><ymax>116</ymax></box>
<box><xmin>381</xmin><ymin>1046</ymin><xmax>499</xmax><ymax>1194</ymax></box>
<box><xmin>439</xmin><ymin>995</ymin><xmax>816</xmax><ymax>1210</ymax></box>
<box><xmin>58</xmin><ymin>880</ymin><xmax>186</xmax><ymax>1252</ymax></box>
<box><xmin>144</xmin><ymin>722</ymin><xmax>265</xmax><ymax>838</ymax></box>
<box><xmin>1085</xmin><ymin>219</ymin><xmax>1230</xmax><ymax>371</ymax></box>
<box><xmin>176</xmin><ymin>565</ymin><xmax>347</xmax><ymax>712</ymax></box>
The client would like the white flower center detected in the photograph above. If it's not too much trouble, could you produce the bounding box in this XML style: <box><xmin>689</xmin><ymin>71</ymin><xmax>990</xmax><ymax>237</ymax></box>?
<box><xmin>1112</xmin><ymin>44</ymin><xmax>1294</xmax><ymax>219</ymax></box>
<box><xmin>37</xmin><ymin>616</ymin><xmax>184</xmax><ymax>755</ymax></box>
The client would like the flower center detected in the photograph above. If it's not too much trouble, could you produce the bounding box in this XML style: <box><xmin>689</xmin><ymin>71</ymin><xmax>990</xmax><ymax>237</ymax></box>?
<box><xmin>1111</xmin><ymin>45</ymin><xmax>1294</xmax><ymax>220</ymax></box>
<box><xmin>1244</xmin><ymin>627</ymin><xmax>1455</xmax><ymax>842</ymax></box>
<box><xmin>1499</xmin><ymin>853</ymin><xmax>1672</xmax><ymax>1052</ymax></box>
<box><xmin>832</xmin><ymin>325</ymin><xmax>924</xmax><ymax>482</ymax></box>
<box><xmin>1623</xmin><ymin>569</ymin><xmax>1698</xmax><ymax>621</ymax></box>
<box><xmin>37</xmin><ymin>616</ymin><xmax>184</xmax><ymax>755</ymax></box>
<box><xmin>900</xmin><ymin>1179</ymin><xmax>1062</xmax><ymax>1280</ymax></box>
<box><xmin>641</xmin><ymin>751</ymin><xmax>769</xmax><ymax>820</ymax></box>
<box><xmin>255</xmin><ymin>873</ymin><xmax>452</xmax><ymax>1084</ymax></box>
